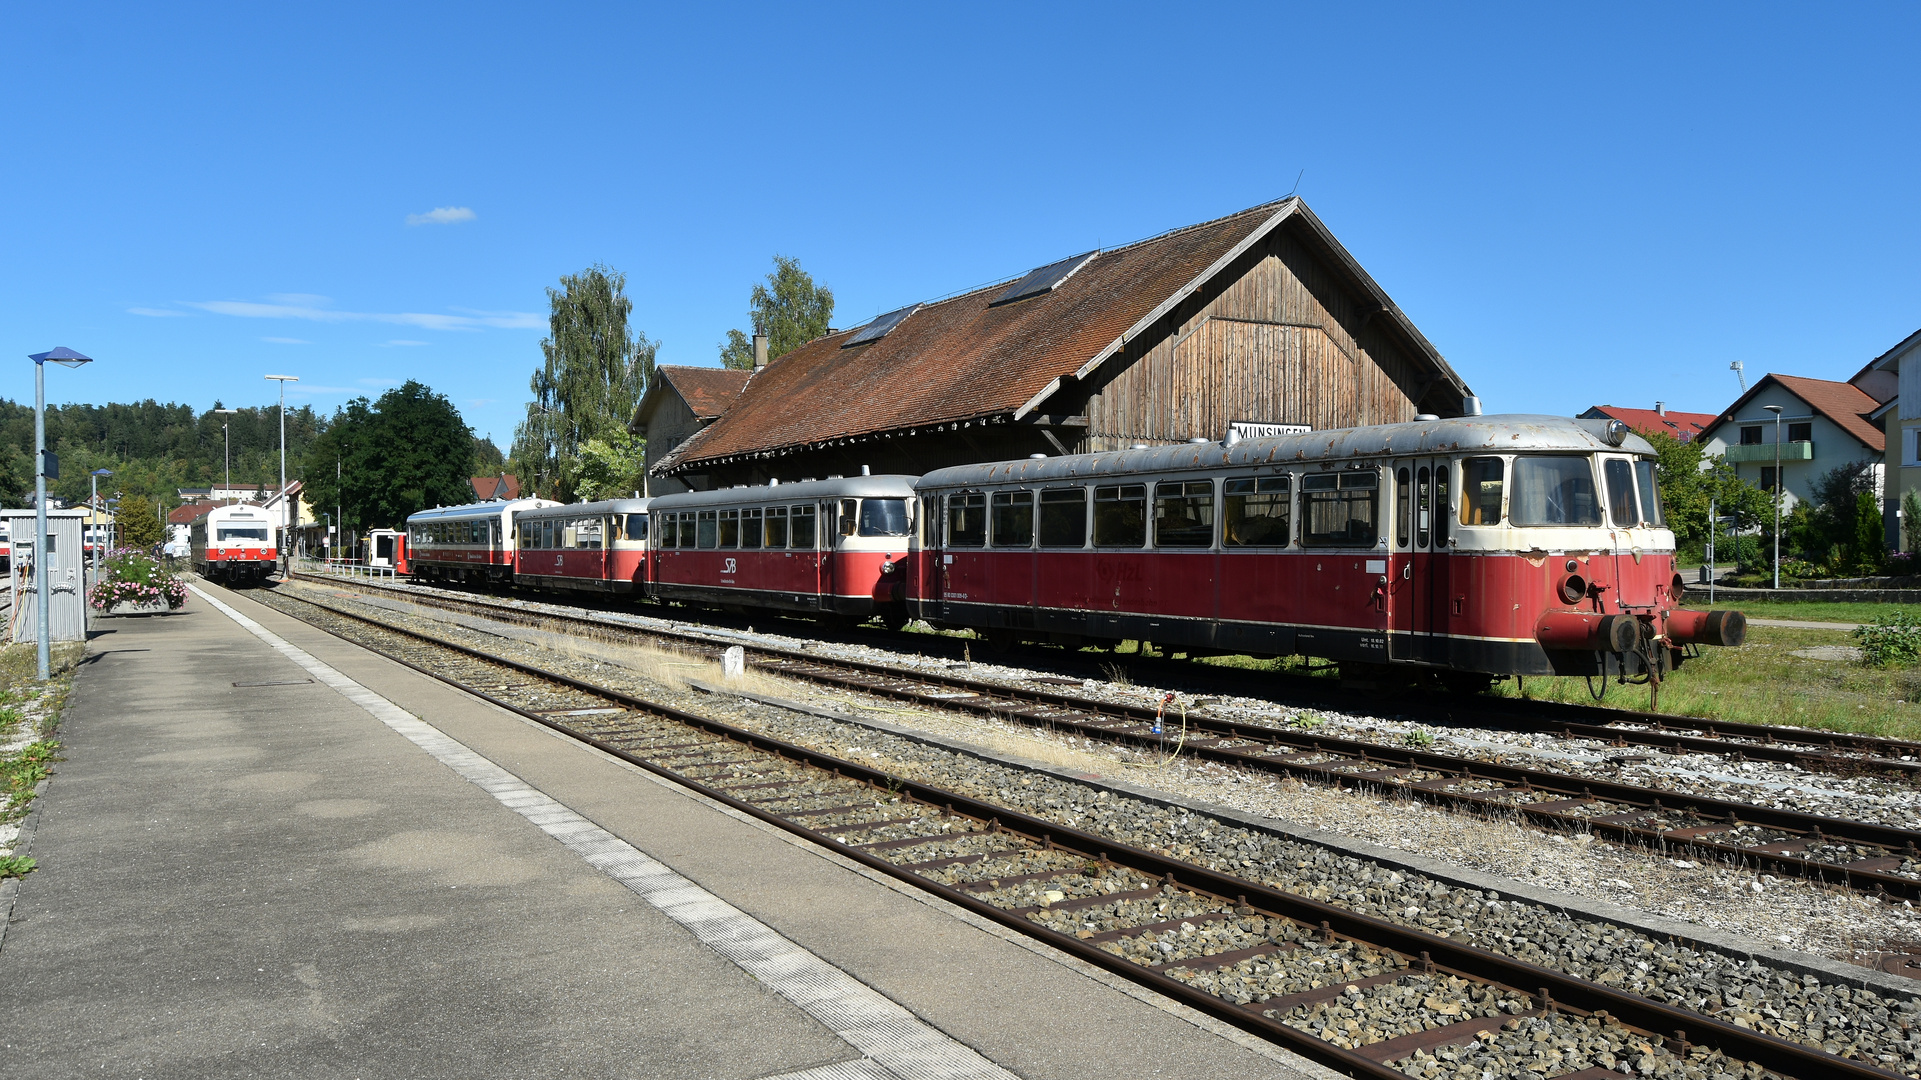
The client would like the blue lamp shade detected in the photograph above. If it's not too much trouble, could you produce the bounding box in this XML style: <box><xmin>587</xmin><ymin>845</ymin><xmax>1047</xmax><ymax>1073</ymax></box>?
<box><xmin>28</xmin><ymin>346</ymin><xmax>93</xmax><ymax>368</ymax></box>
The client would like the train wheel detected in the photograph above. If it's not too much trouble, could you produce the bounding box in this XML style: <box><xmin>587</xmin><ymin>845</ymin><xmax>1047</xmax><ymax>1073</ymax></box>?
<box><xmin>979</xmin><ymin>628</ymin><xmax>1018</xmax><ymax>655</ymax></box>
<box><xmin>1440</xmin><ymin>672</ymin><xmax>1495</xmax><ymax>696</ymax></box>
<box><xmin>878</xmin><ymin>611</ymin><xmax>910</xmax><ymax>633</ymax></box>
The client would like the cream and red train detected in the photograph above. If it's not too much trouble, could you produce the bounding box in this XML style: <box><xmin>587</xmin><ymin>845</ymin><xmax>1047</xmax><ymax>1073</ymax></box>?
<box><xmin>400</xmin><ymin>415</ymin><xmax>1744</xmax><ymax>683</ymax></box>
<box><xmin>190</xmin><ymin>504</ymin><xmax>281</xmax><ymax>586</ymax></box>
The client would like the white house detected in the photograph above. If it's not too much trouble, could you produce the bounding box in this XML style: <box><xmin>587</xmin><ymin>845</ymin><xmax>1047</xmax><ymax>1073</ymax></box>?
<box><xmin>1866</xmin><ymin>327</ymin><xmax>1921</xmax><ymax>549</ymax></box>
<box><xmin>1700</xmin><ymin>372</ymin><xmax>1888</xmax><ymax>513</ymax></box>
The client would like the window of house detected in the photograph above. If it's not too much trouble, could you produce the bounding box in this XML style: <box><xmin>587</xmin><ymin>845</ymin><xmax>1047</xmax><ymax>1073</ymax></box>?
<box><xmin>1092</xmin><ymin>484</ymin><xmax>1147</xmax><ymax>547</ymax></box>
<box><xmin>1787</xmin><ymin>422</ymin><xmax>1811</xmax><ymax>443</ymax></box>
<box><xmin>1300</xmin><ymin>471</ymin><xmax>1379</xmax><ymax>547</ymax></box>
<box><xmin>1037</xmin><ymin>487</ymin><xmax>1087</xmax><ymax>547</ymax></box>
<box><xmin>990</xmin><ymin>491</ymin><xmax>1033</xmax><ymax>547</ymax></box>
<box><xmin>1761</xmin><ymin>466</ymin><xmax>1777</xmax><ymax>492</ymax></box>
<box><xmin>1224</xmin><ymin>476</ymin><xmax>1290</xmax><ymax>547</ymax></box>
<box><xmin>946</xmin><ymin>492</ymin><xmax>986</xmax><ymax>547</ymax></box>
<box><xmin>1740</xmin><ymin>426</ymin><xmax>1763</xmax><ymax>445</ymax></box>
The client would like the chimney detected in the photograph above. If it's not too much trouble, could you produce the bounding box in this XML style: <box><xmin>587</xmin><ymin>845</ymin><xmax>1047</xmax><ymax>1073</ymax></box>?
<box><xmin>1655</xmin><ymin>401</ymin><xmax>1666</xmax><ymax>416</ymax></box>
<box><xmin>752</xmin><ymin>332</ymin><xmax>769</xmax><ymax>370</ymax></box>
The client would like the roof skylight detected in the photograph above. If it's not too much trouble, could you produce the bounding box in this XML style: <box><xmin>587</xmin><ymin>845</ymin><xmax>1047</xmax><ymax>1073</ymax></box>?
<box><xmin>992</xmin><ymin>251</ymin><xmax>1096</xmax><ymax>306</ymax></box>
<box><xmin>842</xmin><ymin>304</ymin><xmax>920</xmax><ymax>347</ymax></box>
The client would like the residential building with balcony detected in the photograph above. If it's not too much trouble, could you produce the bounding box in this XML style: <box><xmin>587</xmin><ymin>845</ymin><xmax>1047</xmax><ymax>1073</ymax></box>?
<box><xmin>1700</xmin><ymin>372</ymin><xmax>1888</xmax><ymax>513</ymax></box>
<box><xmin>1867</xmin><ymin>327</ymin><xmax>1921</xmax><ymax>549</ymax></box>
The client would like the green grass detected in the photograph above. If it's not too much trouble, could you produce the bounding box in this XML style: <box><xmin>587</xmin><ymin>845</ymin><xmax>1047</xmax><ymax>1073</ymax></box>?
<box><xmin>1684</xmin><ymin>598</ymin><xmax>1911</xmax><ymax>624</ymax></box>
<box><xmin>1484</xmin><ymin>625</ymin><xmax>1921</xmax><ymax>740</ymax></box>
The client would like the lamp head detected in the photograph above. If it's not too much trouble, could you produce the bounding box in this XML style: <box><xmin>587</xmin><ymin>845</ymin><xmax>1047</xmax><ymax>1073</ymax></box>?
<box><xmin>28</xmin><ymin>346</ymin><xmax>93</xmax><ymax>369</ymax></box>
<box><xmin>1763</xmin><ymin>404</ymin><xmax>1784</xmax><ymax>414</ymax></box>
<box><xmin>91</xmin><ymin>469</ymin><xmax>112</xmax><ymax>477</ymax></box>
<box><xmin>264</xmin><ymin>374</ymin><xmax>299</xmax><ymax>382</ymax></box>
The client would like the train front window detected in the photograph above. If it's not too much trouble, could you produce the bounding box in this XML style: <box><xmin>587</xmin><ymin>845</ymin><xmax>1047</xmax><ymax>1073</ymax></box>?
<box><xmin>1634</xmin><ymin>460</ymin><xmax>1664</xmax><ymax>527</ymax></box>
<box><xmin>764</xmin><ymin>506</ymin><xmax>788</xmax><ymax>548</ymax></box>
<box><xmin>624</xmin><ymin>514</ymin><xmax>647</xmax><ymax>543</ymax></box>
<box><xmin>696</xmin><ymin>510</ymin><xmax>718</xmax><ymax>549</ymax></box>
<box><xmin>1509</xmin><ymin>457</ymin><xmax>1602</xmax><ymax>526</ymax></box>
<box><xmin>790</xmin><ymin>504</ymin><xmax>816</xmax><ymax>549</ymax></box>
<box><xmin>946</xmin><ymin>492</ymin><xmax>986</xmax><ymax>547</ymax></box>
<box><xmin>1460</xmin><ymin>458</ymin><xmax>1504</xmax><ymax>525</ymax></box>
<box><xmin>217</xmin><ymin>527</ymin><xmax>268</xmax><ymax>542</ymax></box>
<box><xmin>1224</xmin><ymin>476</ymin><xmax>1290</xmax><ymax>547</ymax></box>
<box><xmin>989</xmin><ymin>491</ymin><xmax>1033</xmax><ymax>547</ymax></box>
<box><xmin>1300</xmin><ymin>471</ymin><xmax>1379</xmax><ymax>547</ymax></box>
<box><xmin>1092</xmin><ymin>484</ymin><xmax>1146</xmax><ymax>548</ymax></box>
<box><xmin>739</xmin><ymin>508</ymin><xmax>762</xmax><ymax>549</ymax></box>
<box><xmin>1603</xmin><ymin>458</ymin><xmax>1637</xmax><ymax>527</ymax></box>
<box><xmin>1038</xmin><ymin>488</ymin><xmax>1087</xmax><ymax>547</ymax></box>
<box><xmin>859</xmin><ymin>498</ymin><xmax>910</xmax><ymax>537</ymax></box>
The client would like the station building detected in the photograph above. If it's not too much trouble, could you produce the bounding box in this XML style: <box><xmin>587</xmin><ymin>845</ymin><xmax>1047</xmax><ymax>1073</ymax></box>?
<box><xmin>645</xmin><ymin>197</ymin><xmax>1474</xmax><ymax>490</ymax></box>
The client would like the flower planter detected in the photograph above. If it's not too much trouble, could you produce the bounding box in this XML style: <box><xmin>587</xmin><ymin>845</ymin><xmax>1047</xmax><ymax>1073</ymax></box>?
<box><xmin>101</xmin><ymin>600</ymin><xmax>175</xmax><ymax>617</ymax></box>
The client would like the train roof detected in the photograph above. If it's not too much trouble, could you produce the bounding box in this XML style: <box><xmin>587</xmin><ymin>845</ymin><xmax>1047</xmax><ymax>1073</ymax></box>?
<box><xmin>515</xmin><ymin>497</ymin><xmax>651</xmax><ymax>522</ymax></box>
<box><xmin>650</xmin><ymin>474</ymin><xmax>917</xmax><ymax>511</ymax></box>
<box><xmin>917</xmin><ymin>415</ymin><xmax>1656</xmax><ymax>489</ymax></box>
<box><xmin>407</xmin><ymin>497</ymin><xmax>558</xmax><ymax>524</ymax></box>
<box><xmin>201</xmin><ymin>503</ymin><xmax>276</xmax><ymax>523</ymax></box>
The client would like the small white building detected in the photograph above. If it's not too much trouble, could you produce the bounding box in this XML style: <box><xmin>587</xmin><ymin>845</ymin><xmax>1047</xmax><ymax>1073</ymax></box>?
<box><xmin>1700</xmin><ymin>372</ymin><xmax>1889</xmax><ymax>511</ymax></box>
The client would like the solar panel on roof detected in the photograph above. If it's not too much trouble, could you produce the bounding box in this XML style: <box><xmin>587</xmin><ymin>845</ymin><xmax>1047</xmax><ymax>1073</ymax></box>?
<box><xmin>992</xmin><ymin>250</ymin><xmax>1096</xmax><ymax>306</ymax></box>
<box><xmin>841</xmin><ymin>304</ymin><xmax>920</xmax><ymax>347</ymax></box>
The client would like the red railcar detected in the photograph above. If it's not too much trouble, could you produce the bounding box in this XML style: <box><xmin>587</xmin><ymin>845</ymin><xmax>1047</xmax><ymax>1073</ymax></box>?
<box><xmin>513</xmin><ymin>498</ymin><xmax>651</xmax><ymax>594</ymax></box>
<box><xmin>647</xmin><ymin>476</ymin><xmax>914</xmax><ymax>622</ymax></box>
<box><xmin>191</xmin><ymin>504</ymin><xmax>281</xmax><ymax>586</ymax></box>
<box><xmin>405</xmin><ymin>498</ymin><xmax>557</xmax><ymax>584</ymax></box>
<box><xmin>907</xmin><ymin>415</ymin><xmax>1743</xmax><ymax>685</ymax></box>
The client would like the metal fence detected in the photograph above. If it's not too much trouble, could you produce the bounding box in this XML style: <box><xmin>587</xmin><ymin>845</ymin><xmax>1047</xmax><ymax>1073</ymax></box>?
<box><xmin>291</xmin><ymin>556</ymin><xmax>395</xmax><ymax>581</ymax></box>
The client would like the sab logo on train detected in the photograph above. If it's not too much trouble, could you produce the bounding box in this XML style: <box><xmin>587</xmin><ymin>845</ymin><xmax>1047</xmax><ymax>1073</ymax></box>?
<box><xmin>1094</xmin><ymin>560</ymin><xmax>1144</xmax><ymax>584</ymax></box>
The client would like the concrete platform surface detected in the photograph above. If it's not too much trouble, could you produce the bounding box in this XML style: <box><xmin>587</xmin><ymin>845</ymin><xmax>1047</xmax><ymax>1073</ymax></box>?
<box><xmin>0</xmin><ymin>581</ymin><xmax>1323</xmax><ymax>1080</ymax></box>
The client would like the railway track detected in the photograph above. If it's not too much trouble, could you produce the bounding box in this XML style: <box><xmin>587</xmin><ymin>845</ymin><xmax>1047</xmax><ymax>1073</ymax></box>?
<box><xmin>253</xmin><ymin>582</ymin><xmax>1907</xmax><ymax>1080</ymax></box>
<box><xmin>284</xmin><ymin>573</ymin><xmax>1921</xmax><ymax>900</ymax></box>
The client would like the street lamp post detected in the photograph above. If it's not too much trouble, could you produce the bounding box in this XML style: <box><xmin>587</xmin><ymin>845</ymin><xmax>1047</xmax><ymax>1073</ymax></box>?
<box><xmin>90</xmin><ymin>469</ymin><xmax>112</xmax><ymax>577</ymax></box>
<box><xmin>26</xmin><ymin>348</ymin><xmax>93</xmax><ymax>681</ymax></box>
<box><xmin>265</xmin><ymin>375</ymin><xmax>298</xmax><ymax>558</ymax></box>
<box><xmin>214</xmin><ymin>407</ymin><xmax>238</xmax><ymax>502</ymax></box>
<box><xmin>1765</xmin><ymin>403</ymin><xmax>1784</xmax><ymax>590</ymax></box>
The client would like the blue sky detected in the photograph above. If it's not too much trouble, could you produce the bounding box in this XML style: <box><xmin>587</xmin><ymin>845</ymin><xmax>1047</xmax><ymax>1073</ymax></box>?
<box><xmin>5</xmin><ymin>4</ymin><xmax>1918</xmax><ymax>448</ymax></box>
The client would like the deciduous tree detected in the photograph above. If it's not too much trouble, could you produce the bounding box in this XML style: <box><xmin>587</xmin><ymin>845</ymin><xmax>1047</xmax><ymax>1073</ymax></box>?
<box><xmin>115</xmin><ymin>497</ymin><xmax>163</xmax><ymax>551</ymax></box>
<box><xmin>512</xmin><ymin>266</ymin><xmax>657</xmax><ymax>499</ymax></box>
<box><xmin>303</xmin><ymin>381</ymin><xmax>478</xmax><ymax>530</ymax></box>
<box><xmin>718</xmin><ymin>255</ymin><xmax>835</xmax><ymax>370</ymax></box>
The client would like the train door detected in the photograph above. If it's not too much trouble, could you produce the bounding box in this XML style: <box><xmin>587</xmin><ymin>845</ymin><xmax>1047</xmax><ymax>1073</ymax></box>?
<box><xmin>937</xmin><ymin>491</ymin><xmax>989</xmax><ymax>619</ymax></box>
<box><xmin>1389</xmin><ymin>458</ymin><xmax>1451</xmax><ymax>665</ymax></box>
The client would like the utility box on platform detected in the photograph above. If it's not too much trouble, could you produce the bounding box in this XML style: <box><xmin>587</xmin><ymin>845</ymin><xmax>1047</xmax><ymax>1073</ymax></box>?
<box><xmin>5</xmin><ymin>509</ymin><xmax>87</xmax><ymax>643</ymax></box>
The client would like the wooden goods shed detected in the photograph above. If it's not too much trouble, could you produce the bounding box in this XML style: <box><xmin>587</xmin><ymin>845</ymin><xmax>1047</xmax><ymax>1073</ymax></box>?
<box><xmin>650</xmin><ymin>197</ymin><xmax>1472</xmax><ymax>488</ymax></box>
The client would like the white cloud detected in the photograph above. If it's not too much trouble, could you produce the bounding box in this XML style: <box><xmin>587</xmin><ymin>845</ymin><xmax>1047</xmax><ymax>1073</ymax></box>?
<box><xmin>262</xmin><ymin>336</ymin><xmax>311</xmax><ymax>345</ymax></box>
<box><xmin>379</xmin><ymin>339</ymin><xmax>429</xmax><ymax>347</ymax></box>
<box><xmin>127</xmin><ymin>306</ymin><xmax>188</xmax><ymax>317</ymax></box>
<box><xmin>406</xmin><ymin>206</ymin><xmax>475</xmax><ymax>226</ymax></box>
<box><xmin>265</xmin><ymin>292</ymin><xmax>333</xmax><ymax>307</ymax></box>
<box><xmin>184</xmin><ymin>297</ymin><xmax>541</xmax><ymax>331</ymax></box>
<box><xmin>358</xmin><ymin>377</ymin><xmax>402</xmax><ymax>388</ymax></box>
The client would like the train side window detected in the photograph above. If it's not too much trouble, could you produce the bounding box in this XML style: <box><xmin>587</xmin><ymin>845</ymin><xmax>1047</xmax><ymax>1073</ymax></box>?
<box><xmin>697</xmin><ymin>510</ymin><xmax>718</xmax><ymax>549</ymax></box>
<box><xmin>1509</xmin><ymin>457</ymin><xmax>1602</xmax><ymax>526</ymax></box>
<box><xmin>839</xmin><ymin>499</ymin><xmax>859</xmax><ymax>538</ymax></box>
<box><xmin>790</xmin><ymin>504</ymin><xmax>816</xmax><ymax>549</ymax></box>
<box><xmin>653</xmin><ymin>514</ymin><xmax>673</xmax><ymax>548</ymax></box>
<box><xmin>1153</xmin><ymin>480</ymin><xmax>1215</xmax><ymax>548</ymax></box>
<box><xmin>718</xmin><ymin>509</ymin><xmax>739</xmax><ymax>547</ymax></box>
<box><xmin>1038</xmin><ymin>487</ymin><xmax>1087</xmax><ymax>547</ymax></box>
<box><xmin>739</xmin><ymin>508</ymin><xmax>762</xmax><ymax>549</ymax></box>
<box><xmin>677</xmin><ymin>512</ymin><xmax>697</xmax><ymax>548</ymax></box>
<box><xmin>1092</xmin><ymin>484</ymin><xmax>1146</xmax><ymax>548</ymax></box>
<box><xmin>1634</xmin><ymin>460</ymin><xmax>1664</xmax><ymax>527</ymax></box>
<box><xmin>1416</xmin><ymin>467</ymin><xmax>1432</xmax><ymax>549</ymax></box>
<box><xmin>1224</xmin><ymin>476</ymin><xmax>1290</xmax><ymax>547</ymax></box>
<box><xmin>947</xmin><ymin>492</ymin><xmax>986</xmax><ymax>547</ymax></box>
<box><xmin>1394</xmin><ymin>469</ymin><xmax>1410</xmax><ymax>548</ymax></box>
<box><xmin>990</xmin><ymin>491</ymin><xmax>1034</xmax><ymax>548</ymax></box>
<box><xmin>764</xmin><ymin>505</ymin><xmax>788</xmax><ymax>548</ymax></box>
<box><xmin>858</xmin><ymin>498</ymin><xmax>909</xmax><ymax>537</ymax></box>
<box><xmin>1602</xmin><ymin>458</ymin><xmax>1636</xmax><ymax>527</ymax></box>
<box><xmin>626</xmin><ymin>514</ymin><xmax>648</xmax><ymax>543</ymax></box>
<box><xmin>1433</xmin><ymin>465</ymin><xmax>1449</xmax><ymax>548</ymax></box>
<box><xmin>578</xmin><ymin>518</ymin><xmax>602</xmax><ymax>550</ymax></box>
<box><xmin>1460</xmin><ymin>458</ymin><xmax>1504</xmax><ymax>526</ymax></box>
<box><xmin>1300</xmin><ymin>471</ymin><xmax>1379</xmax><ymax>547</ymax></box>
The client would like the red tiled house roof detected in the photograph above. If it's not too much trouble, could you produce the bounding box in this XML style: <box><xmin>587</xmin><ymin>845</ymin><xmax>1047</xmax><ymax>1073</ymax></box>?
<box><xmin>657</xmin><ymin>366</ymin><xmax>750</xmax><ymax>420</ymax></box>
<box><xmin>665</xmin><ymin>197</ymin><xmax>1466</xmax><ymax>474</ymax></box>
<box><xmin>470</xmin><ymin>474</ymin><xmax>521</xmax><ymax>501</ymax></box>
<box><xmin>1580</xmin><ymin>405</ymin><xmax>1718</xmax><ymax>443</ymax></box>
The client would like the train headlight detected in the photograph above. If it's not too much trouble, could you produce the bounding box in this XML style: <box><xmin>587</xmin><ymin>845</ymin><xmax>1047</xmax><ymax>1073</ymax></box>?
<box><xmin>1602</xmin><ymin>419</ymin><xmax>1629</xmax><ymax>446</ymax></box>
<box><xmin>1558</xmin><ymin>574</ymin><xmax>1588</xmax><ymax>605</ymax></box>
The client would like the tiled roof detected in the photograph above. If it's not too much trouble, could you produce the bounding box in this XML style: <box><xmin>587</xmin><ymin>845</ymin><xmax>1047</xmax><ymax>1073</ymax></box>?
<box><xmin>470</xmin><ymin>474</ymin><xmax>521</xmax><ymax>501</ymax></box>
<box><xmin>669</xmin><ymin>198</ymin><xmax>1462</xmax><ymax>471</ymax></box>
<box><xmin>168</xmin><ymin>503</ymin><xmax>215</xmax><ymax>525</ymax></box>
<box><xmin>659</xmin><ymin>366</ymin><xmax>751</xmax><ymax>420</ymax></box>
<box><xmin>1713</xmin><ymin>374</ymin><xmax>1885</xmax><ymax>454</ymax></box>
<box><xmin>1583</xmin><ymin>405</ymin><xmax>1718</xmax><ymax>444</ymax></box>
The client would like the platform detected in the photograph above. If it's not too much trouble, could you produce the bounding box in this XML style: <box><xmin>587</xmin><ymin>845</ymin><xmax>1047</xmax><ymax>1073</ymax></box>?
<box><xmin>0</xmin><ymin>581</ymin><xmax>1328</xmax><ymax>1080</ymax></box>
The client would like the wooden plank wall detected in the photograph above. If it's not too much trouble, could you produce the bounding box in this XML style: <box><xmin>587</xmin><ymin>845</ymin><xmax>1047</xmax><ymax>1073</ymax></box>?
<box><xmin>1082</xmin><ymin>230</ymin><xmax>1423</xmax><ymax>451</ymax></box>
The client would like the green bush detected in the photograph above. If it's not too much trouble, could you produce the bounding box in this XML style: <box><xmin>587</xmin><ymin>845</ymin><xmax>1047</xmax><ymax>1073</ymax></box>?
<box><xmin>1854</xmin><ymin>610</ymin><xmax>1921</xmax><ymax>667</ymax></box>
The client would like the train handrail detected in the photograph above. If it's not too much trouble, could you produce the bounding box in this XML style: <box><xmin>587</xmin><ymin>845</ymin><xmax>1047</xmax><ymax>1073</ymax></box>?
<box><xmin>291</xmin><ymin>556</ymin><xmax>395</xmax><ymax>581</ymax></box>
